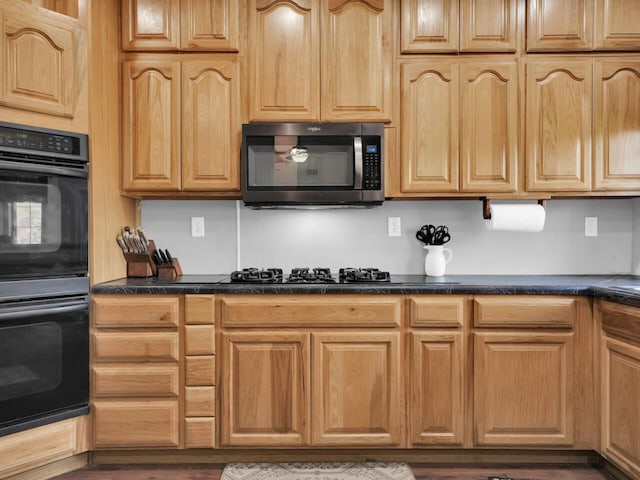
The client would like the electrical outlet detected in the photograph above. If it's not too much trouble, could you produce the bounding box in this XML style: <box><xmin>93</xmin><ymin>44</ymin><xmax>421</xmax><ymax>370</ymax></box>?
<box><xmin>388</xmin><ymin>217</ymin><xmax>401</xmax><ymax>237</ymax></box>
<box><xmin>191</xmin><ymin>217</ymin><xmax>205</xmax><ymax>237</ymax></box>
<box><xmin>585</xmin><ymin>217</ymin><xmax>598</xmax><ymax>237</ymax></box>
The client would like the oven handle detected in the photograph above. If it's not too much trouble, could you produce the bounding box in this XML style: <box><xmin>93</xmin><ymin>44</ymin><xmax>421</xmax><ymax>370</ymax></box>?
<box><xmin>0</xmin><ymin>298</ymin><xmax>88</xmax><ymax>322</ymax></box>
<box><xmin>0</xmin><ymin>159</ymin><xmax>88</xmax><ymax>179</ymax></box>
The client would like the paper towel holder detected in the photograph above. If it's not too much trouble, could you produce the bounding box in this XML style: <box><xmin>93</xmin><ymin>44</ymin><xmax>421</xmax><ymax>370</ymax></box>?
<box><xmin>482</xmin><ymin>198</ymin><xmax>547</xmax><ymax>220</ymax></box>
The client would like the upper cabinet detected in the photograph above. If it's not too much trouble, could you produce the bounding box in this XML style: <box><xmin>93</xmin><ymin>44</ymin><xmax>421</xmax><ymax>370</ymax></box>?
<box><xmin>401</xmin><ymin>0</ymin><xmax>517</xmax><ymax>53</ymax></box>
<box><xmin>0</xmin><ymin>2</ymin><xmax>82</xmax><ymax>117</ymax></box>
<box><xmin>122</xmin><ymin>0</ymin><xmax>239</xmax><ymax>51</ymax></box>
<box><xmin>249</xmin><ymin>0</ymin><xmax>393</xmax><ymax>122</ymax></box>
<box><xmin>528</xmin><ymin>0</ymin><xmax>640</xmax><ymax>52</ymax></box>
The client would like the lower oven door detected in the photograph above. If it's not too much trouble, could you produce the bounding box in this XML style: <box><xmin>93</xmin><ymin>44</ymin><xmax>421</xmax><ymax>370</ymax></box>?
<box><xmin>0</xmin><ymin>294</ymin><xmax>89</xmax><ymax>436</ymax></box>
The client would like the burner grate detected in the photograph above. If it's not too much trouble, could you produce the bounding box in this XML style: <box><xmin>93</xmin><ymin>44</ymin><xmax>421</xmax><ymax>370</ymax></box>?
<box><xmin>287</xmin><ymin>267</ymin><xmax>336</xmax><ymax>284</ymax></box>
<box><xmin>339</xmin><ymin>267</ymin><xmax>391</xmax><ymax>283</ymax></box>
<box><xmin>230</xmin><ymin>268</ymin><xmax>283</xmax><ymax>283</ymax></box>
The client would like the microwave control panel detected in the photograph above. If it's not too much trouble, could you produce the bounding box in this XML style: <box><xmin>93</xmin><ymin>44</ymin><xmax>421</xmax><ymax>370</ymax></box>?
<box><xmin>363</xmin><ymin>138</ymin><xmax>381</xmax><ymax>190</ymax></box>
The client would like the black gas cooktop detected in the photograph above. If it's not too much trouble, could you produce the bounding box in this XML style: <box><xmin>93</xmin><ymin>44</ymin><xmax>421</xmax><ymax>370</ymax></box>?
<box><xmin>225</xmin><ymin>267</ymin><xmax>391</xmax><ymax>284</ymax></box>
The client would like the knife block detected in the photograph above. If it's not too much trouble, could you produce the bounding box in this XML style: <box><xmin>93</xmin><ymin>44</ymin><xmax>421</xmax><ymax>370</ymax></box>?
<box><xmin>123</xmin><ymin>240</ymin><xmax>157</xmax><ymax>278</ymax></box>
<box><xmin>157</xmin><ymin>258</ymin><xmax>183</xmax><ymax>280</ymax></box>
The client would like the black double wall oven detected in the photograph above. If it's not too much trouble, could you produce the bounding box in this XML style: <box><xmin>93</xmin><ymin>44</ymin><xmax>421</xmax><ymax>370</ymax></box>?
<box><xmin>0</xmin><ymin>121</ymin><xmax>89</xmax><ymax>436</ymax></box>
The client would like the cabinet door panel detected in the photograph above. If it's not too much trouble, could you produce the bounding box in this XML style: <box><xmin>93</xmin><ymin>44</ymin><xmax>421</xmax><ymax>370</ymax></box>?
<box><xmin>460</xmin><ymin>0</ymin><xmax>517</xmax><ymax>52</ymax></box>
<box><xmin>182</xmin><ymin>59</ymin><xmax>240</xmax><ymax>191</ymax></box>
<box><xmin>410</xmin><ymin>332</ymin><xmax>464</xmax><ymax>445</ymax></box>
<box><xmin>526</xmin><ymin>59</ymin><xmax>592</xmax><ymax>191</ymax></box>
<box><xmin>474</xmin><ymin>332</ymin><xmax>574</xmax><ymax>446</ymax></box>
<box><xmin>181</xmin><ymin>0</ymin><xmax>239</xmax><ymax>51</ymax></box>
<box><xmin>312</xmin><ymin>332</ymin><xmax>402</xmax><ymax>446</ymax></box>
<box><xmin>527</xmin><ymin>0</ymin><xmax>593</xmax><ymax>51</ymax></box>
<box><xmin>321</xmin><ymin>0</ymin><xmax>392</xmax><ymax>121</ymax></box>
<box><xmin>594</xmin><ymin>0</ymin><xmax>640</xmax><ymax>50</ymax></box>
<box><xmin>594</xmin><ymin>60</ymin><xmax>640</xmax><ymax>191</ymax></box>
<box><xmin>249</xmin><ymin>0</ymin><xmax>319</xmax><ymax>121</ymax></box>
<box><xmin>401</xmin><ymin>0</ymin><xmax>458</xmax><ymax>53</ymax></box>
<box><xmin>220</xmin><ymin>332</ymin><xmax>309</xmax><ymax>446</ymax></box>
<box><xmin>122</xmin><ymin>0</ymin><xmax>180</xmax><ymax>50</ymax></box>
<box><xmin>401</xmin><ymin>62</ymin><xmax>459</xmax><ymax>192</ymax></box>
<box><xmin>122</xmin><ymin>59</ymin><xmax>181</xmax><ymax>191</ymax></box>
<box><xmin>460</xmin><ymin>62</ymin><xmax>517</xmax><ymax>192</ymax></box>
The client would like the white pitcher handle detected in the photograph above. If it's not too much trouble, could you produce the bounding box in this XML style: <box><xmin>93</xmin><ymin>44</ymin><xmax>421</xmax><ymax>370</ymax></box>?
<box><xmin>443</xmin><ymin>248</ymin><xmax>453</xmax><ymax>264</ymax></box>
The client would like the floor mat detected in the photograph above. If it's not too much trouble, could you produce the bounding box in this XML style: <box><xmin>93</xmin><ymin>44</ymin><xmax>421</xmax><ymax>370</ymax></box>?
<box><xmin>220</xmin><ymin>462</ymin><xmax>416</xmax><ymax>480</ymax></box>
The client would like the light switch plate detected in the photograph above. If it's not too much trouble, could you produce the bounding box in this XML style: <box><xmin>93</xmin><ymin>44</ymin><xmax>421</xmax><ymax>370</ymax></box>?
<box><xmin>585</xmin><ymin>217</ymin><xmax>598</xmax><ymax>237</ymax></box>
<box><xmin>191</xmin><ymin>217</ymin><xmax>205</xmax><ymax>237</ymax></box>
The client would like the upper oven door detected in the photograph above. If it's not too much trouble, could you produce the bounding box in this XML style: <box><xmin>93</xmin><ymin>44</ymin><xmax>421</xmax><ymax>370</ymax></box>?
<box><xmin>0</xmin><ymin>160</ymin><xmax>88</xmax><ymax>279</ymax></box>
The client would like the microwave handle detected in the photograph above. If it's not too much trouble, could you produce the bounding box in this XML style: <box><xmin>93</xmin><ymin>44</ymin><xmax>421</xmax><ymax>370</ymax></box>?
<box><xmin>354</xmin><ymin>137</ymin><xmax>363</xmax><ymax>189</ymax></box>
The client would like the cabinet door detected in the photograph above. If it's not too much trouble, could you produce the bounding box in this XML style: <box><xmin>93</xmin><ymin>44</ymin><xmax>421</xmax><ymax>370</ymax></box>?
<box><xmin>460</xmin><ymin>0</ymin><xmax>517</xmax><ymax>52</ymax></box>
<box><xmin>474</xmin><ymin>332</ymin><xmax>574</xmax><ymax>446</ymax></box>
<box><xmin>122</xmin><ymin>59</ymin><xmax>181</xmax><ymax>191</ymax></box>
<box><xmin>182</xmin><ymin>59</ymin><xmax>240</xmax><ymax>191</ymax></box>
<box><xmin>526</xmin><ymin>59</ymin><xmax>592</xmax><ymax>192</ymax></box>
<box><xmin>594</xmin><ymin>0</ymin><xmax>640</xmax><ymax>50</ymax></box>
<box><xmin>121</xmin><ymin>0</ymin><xmax>180</xmax><ymax>51</ymax></box>
<box><xmin>460</xmin><ymin>61</ymin><xmax>518</xmax><ymax>192</ymax></box>
<box><xmin>400</xmin><ymin>61</ymin><xmax>459</xmax><ymax>193</ymax></box>
<box><xmin>312</xmin><ymin>332</ymin><xmax>402</xmax><ymax>446</ymax></box>
<box><xmin>321</xmin><ymin>0</ymin><xmax>392</xmax><ymax>121</ymax></box>
<box><xmin>527</xmin><ymin>0</ymin><xmax>593</xmax><ymax>51</ymax></box>
<box><xmin>0</xmin><ymin>11</ymin><xmax>76</xmax><ymax>117</ymax></box>
<box><xmin>602</xmin><ymin>336</ymin><xmax>640</xmax><ymax>479</ymax></box>
<box><xmin>593</xmin><ymin>60</ymin><xmax>640</xmax><ymax>191</ymax></box>
<box><xmin>410</xmin><ymin>332</ymin><xmax>464</xmax><ymax>446</ymax></box>
<box><xmin>401</xmin><ymin>0</ymin><xmax>458</xmax><ymax>53</ymax></box>
<box><xmin>220</xmin><ymin>332</ymin><xmax>309</xmax><ymax>446</ymax></box>
<box><xmin>181</xmin><ymin>0</ymin><xmax>239</xmax><ymax>51</ymax></box>
<box><xmin>249</xmin><ymin>0</ymin><xmax>319</xmax><ymax>121</ymax></box>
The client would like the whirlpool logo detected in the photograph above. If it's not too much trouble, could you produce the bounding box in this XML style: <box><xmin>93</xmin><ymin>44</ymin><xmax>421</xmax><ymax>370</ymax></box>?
<box><xmin>307</xmin><ymin>126</ymin><xmax>321</xmax><ymax>132</ymax></box>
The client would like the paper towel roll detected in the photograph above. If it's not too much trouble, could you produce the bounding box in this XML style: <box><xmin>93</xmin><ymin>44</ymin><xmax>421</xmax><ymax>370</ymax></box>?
<box><xmin>485</xmin><ymin>204</ymin><xmax>546</xmax><ymax>232</ymax></box>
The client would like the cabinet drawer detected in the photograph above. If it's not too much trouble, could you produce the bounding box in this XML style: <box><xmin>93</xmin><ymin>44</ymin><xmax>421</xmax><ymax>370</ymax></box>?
<box><xmin>474</xmin><ymin>296</ymin><xmax>577</xmax><ymax>328</ymax></box>
<box><xmin>410</xmin><ymin>296</ymin><xmax>467</xmax><ymax>327</ymax></box>
<box><xmin>185</xmin><ymin>295</ymin><xmax>215</xmax><ymax>324</ymax></box>
<box><xmin>185</xmin><ymin>386</ymin><xmax>216</xmax><ymax>416</ymax></box>
<box><xmin>185</xmin><ymin>325</ymin><xmax>215</xmax><ymax>355</ymax></box>
<box><xmin>600</xmin><ymin>300</ymin><xmax>640</xmax><ymax>345</ymax></box>
<box><xmin>185</xmin><ymin>417</ymin><xmax>216</xmax><ymax>448</ymax></box>
<box><xmin>93</xmin><ymin>365</ymin><xmax>179</xmax><ymax>397</ymax></box>
<box><xmin>93</xmin><ymin>295</ymin><xmax>180</xmax><ymax>328</ymax></box>
<box><xmin>220</xmin><ymin>295</ymin><xmax>402</xmax><ymax>327</ymax></box>
<box><xmin>186</xmin><ymin>355</ymin><xmax>215</xmax><ymax>386</ymax></box>
<box><xmin>93</xmin><ymin>400</ymin><xmax>179</xmax><ymax>448</ymax></box>
<box><xmin>93</xmin><ymin>332</ymin><xmax>179</xmax><ymax>362</ymax></box>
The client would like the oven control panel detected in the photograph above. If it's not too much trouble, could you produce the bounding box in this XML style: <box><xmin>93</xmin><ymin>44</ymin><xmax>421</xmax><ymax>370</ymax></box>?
<box><xmin>362</xmin><ymin>137</ymin><xmax>381</xmax><ymax>190</ymax></box>
<box><xmin>0</xmin><ymin>125</ymin><xmax>78</xmax><ymax>155</ymax></box>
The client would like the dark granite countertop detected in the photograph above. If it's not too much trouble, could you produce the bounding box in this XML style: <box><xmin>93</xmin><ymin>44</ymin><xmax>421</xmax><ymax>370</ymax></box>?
<box><xmin>92</xmin><ymin>274</ymin><xmax>640</xmax><ymax>308</ymax></box>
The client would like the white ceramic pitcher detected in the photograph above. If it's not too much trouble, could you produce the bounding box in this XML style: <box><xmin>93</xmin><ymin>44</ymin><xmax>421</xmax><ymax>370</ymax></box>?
<box><xmin>424</xmin><ymin>245</ymin><xmax>453</xmax><ymax>276</ymax></box>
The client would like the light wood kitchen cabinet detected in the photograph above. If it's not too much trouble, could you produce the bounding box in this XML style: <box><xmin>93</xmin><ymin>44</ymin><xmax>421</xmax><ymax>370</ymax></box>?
<box><xmin>525</xmin><ymin>58</ymin><xmax>592</xmax><ymax>192</ymax></box>
<box><xmin>401</xmin><ymin>0</ymin><xmax>517</xmax><ymax>53</ymax></box>
<box><xmin>122</xmin><ymin>0</ymin><xmax>239</xmax><ymax>51</ymax></box>
<box><xmin>249</xmin><ymin>0</ymin><xmax>393</xmax><ymax>122</ymax></box>
<box><xmin>599</xmin><ymin>300</ymin><xmax>640</xmax><ymax>480</ymax></box>
<box><xmin>528</xmin><ymin>0</ymin><xmax>640</xmax><ymax>52</ymax></box>
<box><xmin>91</xmin><ymin>295</ymin><xmax>182</xmax><ymax>449</ymax></box>
<box><xmin>0</xmin><ymin>2</ymin><xmax>81</xmax><ymax>117</ymax></box>
<box><xmin>122</xmin><ymin>55</ymin><xmax>241</xmax><ymax>193</ymax></box>
<box><xmin>408</xmin><ymin>295</ymin><xmax>469</xmax><ymax>447</ymax></box>
<box><xmin>219</xmin><ymin>294</ymin><xmax>402</xmax><ymax>448</ymax></box>
<box><xmin>473</xmin><ymin>296</ymin><xmax>596</xmax><ymax>448</ymax></box>
<box><xmin>401</xmin><ymin>59</ymin><xmax>518</xmax><ymax>194</ymax></box>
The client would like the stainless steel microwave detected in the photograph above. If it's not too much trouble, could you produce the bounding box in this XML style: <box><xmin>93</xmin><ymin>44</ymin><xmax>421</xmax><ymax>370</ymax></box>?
<box><xmin>241</xmin><ymin>123</ymin><xmax>384</xmax><ymax>208</ymax></box>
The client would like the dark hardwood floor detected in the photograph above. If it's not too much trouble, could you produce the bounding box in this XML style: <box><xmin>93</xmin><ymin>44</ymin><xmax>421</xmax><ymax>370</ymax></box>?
<box><xmin>50</xmin><ymin>463</ymin><xmax>616</xmax><ymax>480</ymax></box>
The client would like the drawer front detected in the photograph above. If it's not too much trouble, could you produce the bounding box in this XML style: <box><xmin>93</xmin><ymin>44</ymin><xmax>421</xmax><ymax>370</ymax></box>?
<box><xmin>93</xmin><ymin>365</ymin><xmax>179</xmax><ymax>397</ymax></box>
<box><xmin>185</xmin><ymin>295</ymin><xmax>215</xmax><ymax>325</ymax></box>
<box><xmin>185</xmin><ymin>386</ymin><xmax>216</xmax><ymax>416</ymax></box>
<box><xmin>220</xmin><ymin>295</ymin><xmax>402</xmax><ymax>327</ymax></box>
<box><xmin>474</xmin><ymin>296</ymin><xmax>577</xmax><ymax>328</ymax></box>
<box><xmin>93</xmin><ymin>332</ymin><xmax>179</xmax><ymax>362</ymax></box>
<box><xmin>410</xmin><ymin>296</ymin><xmax>467</xmax><ymax>327</ymax></box>
<box><xmin>185</xmin><ymin>325</ymin><xmax>215</xmax><ymax>355</ymax></box>
<box><xmin>185</xmin><ymin>355</ymin><xmax>216</xmax><ymax>386</ymax></box>
<box><xmin>600</xmin><ymin>300</ymin><xmax>640</xmax><ymax>345</ymax></box>
<box><xmin>185</xmin><ymin>417</ymin><xmax>216</xmax><ymax>448</ymax></box>
<box><xmin>93</xmin><ymin>295</ymin><xmax>180</xmax><ymax>328</ymax></box>
<box><xmin>93</xmin><ymin>400</ymin><xmax>179</xmax><ymax>448</ymax></box>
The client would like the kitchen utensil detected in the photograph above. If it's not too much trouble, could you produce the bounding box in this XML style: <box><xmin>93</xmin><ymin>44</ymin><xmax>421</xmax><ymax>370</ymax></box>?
<box><xmin>416</xmin><ymin>224</ymin><xmax>450</xmax><ymax>245</ymax></box>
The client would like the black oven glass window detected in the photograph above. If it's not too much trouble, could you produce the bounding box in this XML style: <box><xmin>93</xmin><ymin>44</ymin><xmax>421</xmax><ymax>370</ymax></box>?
<box><xmin>247</xmin><ymin>135</ymin><xmax>354</xmax><ymax>189</ymax></box>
